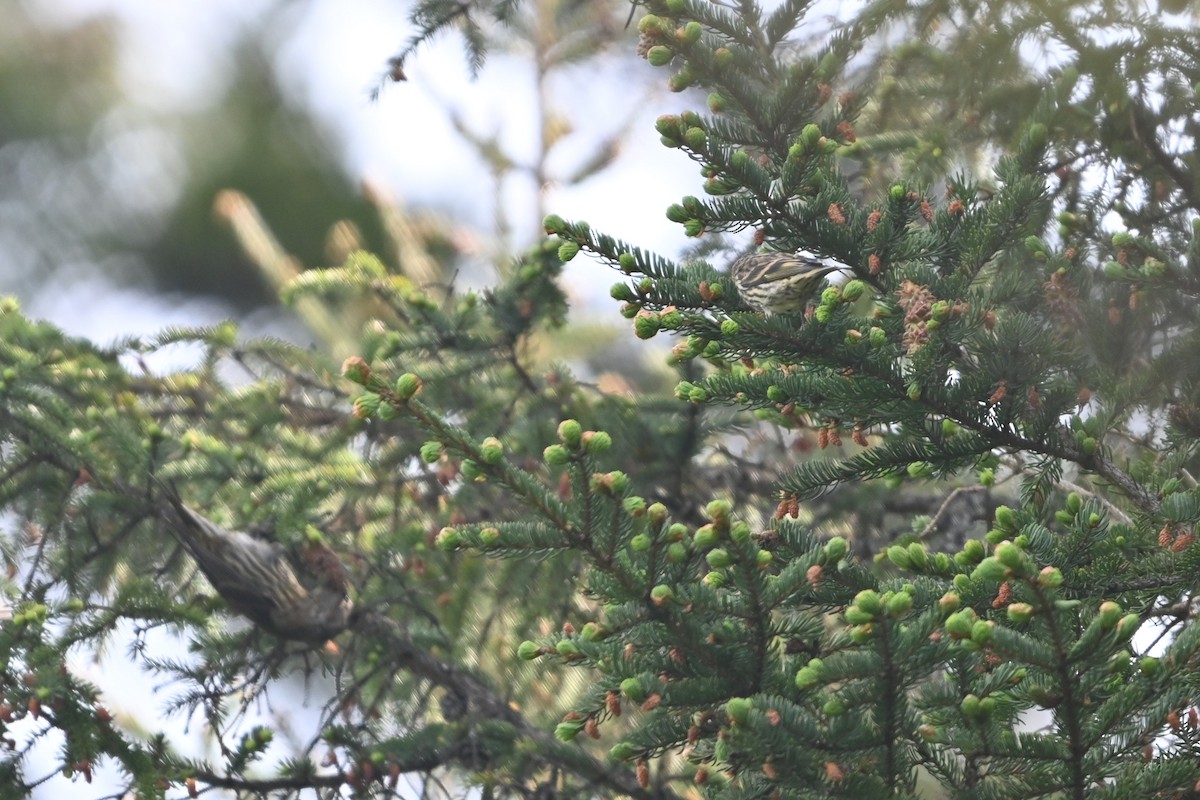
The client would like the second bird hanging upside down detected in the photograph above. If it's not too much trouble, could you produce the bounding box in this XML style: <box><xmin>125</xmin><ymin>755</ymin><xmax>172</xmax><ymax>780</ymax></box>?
<box><xmin>158</xmin><ymin>487</ymin><xmax>353</xmax><ymax>643</ymax></box>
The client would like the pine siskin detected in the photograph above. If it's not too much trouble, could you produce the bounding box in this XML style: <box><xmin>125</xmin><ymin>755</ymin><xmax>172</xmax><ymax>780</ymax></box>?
<box><xmin>159</xmin><ymin>487</ymin><xmax>353</xmax><ymax>643</ymax></box>
<box><xmin>730</xmin><ymin>251</ymin><xmax>850</xmax><ymax>314</ymax></box>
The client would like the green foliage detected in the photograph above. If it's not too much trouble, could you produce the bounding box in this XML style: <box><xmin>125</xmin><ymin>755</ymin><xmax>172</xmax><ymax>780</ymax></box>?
<box><xmin>4</xmin><ymin>0</ymin><xmax>1200</xmax><ymax>798</ymax></box>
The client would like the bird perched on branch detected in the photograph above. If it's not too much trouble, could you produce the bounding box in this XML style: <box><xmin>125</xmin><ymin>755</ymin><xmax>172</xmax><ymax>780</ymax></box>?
<box><xmin>730</xmin><ymin>251</ymin><xmax>850</xmax><ymax>315</ymax></box>
<box><xmin>158</xmin><ymin>486</ymin><xmax>353</xmax><ymax>643</ymax></box>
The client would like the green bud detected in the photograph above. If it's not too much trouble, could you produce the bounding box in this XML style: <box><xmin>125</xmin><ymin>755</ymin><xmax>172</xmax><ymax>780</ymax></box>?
<box><xmin>666</xmin><ymin>203</ymin><xmax>689</xmax><ymax>223</ymax></box>
<box><xmin>890</xmin><ymin>184</ymin><xmax>906</xmax><ymax>201</ymax></box>
<box><xmin>584</xmin><ymin>430</ymin><xmax>612</xmax><ymax>454</ymax></box>
<box><xmin>706</xmin><ymin>548</ymin><xmax>732</xmax><ymax>568</ymax></box>
<box><xmin>693</xmin><ymin>524</ymin><xmax>718</xmax><ymax>549</ymax></box>
<box><xmin>795</xmin><ymin>666</ymin><xmax>821</xmax><ymax>689</ymax></box>
<box><xmin>1027</xmin><ymin>122</ymin><xmax>1047</xmax><ymax>150</ymax></box>
<box><xmin>1097</xmin><ymin>601</ymin><xmax>1122</xmax><ymax>628</ymax></box>
<box><xmin>558</xmin><ymin>419</ymin><xmax>583</xmax><ymax>447</ymax></box>
<box><xmin>720</xmin><ymin>319</ymin><xmax>739</xmax><ymax>336</ymax></box>
<box><xmin>419</xmin><ymin>441</ymin><xmax>443</xmax><ymax>463</ymax></box>
<box><xmin>971</xmin><ymin>557</ymin><xmax>1009</xmax><ymax>582</ymax></box>
<box><xmin>907</xmin><ymin>461</ymin><xmax>935</xmax><ymax>478</ymax></box>
<box><xmin>341</xmin><ymin>357</ymin><xmax>372</xmax><ymax>385</ymax></box>
<box><xmin>1007</xmin><ymin>603</ymin><xmax>1035</xmax><ymax>623</ymax></box>
<box><xmin>479</xmin><ymin>527</ymin><xmax>501</xmax><ymax>546</ymax></box>
<box><xmin>945</xmin><ymin>609</ymin><xmax>974</xmax><ymax>642</ymax></box>
<box><xmin>841</xmin><ymin>280</ymin><xmax>866</xmax><ymax>301</ymax></box>
<box><xmin>542</xmin><ymin>214</ymin><xmax>567</xmax><ymax>234</ymax></box>
<box><xmin>634</xmin><ymin>311</ymin><xmax>661</xmax><ymax>339</ymax></box>
<box><xmin>1038</xmin><ymin>566</ymin><xmax>1063</xmax><ymax>588</ymax></box>
<box><xmin>756</xmin><ymin>550</ymin><xmax>773</xmax><ymax>567</ymax></box>
<box><xmin>939</xmin><ymin>592</ymin><xmax>960</xmax><ymax>614</ymax></box>
<box><xmin>907</xmin><ymin>542</ymin><xmax>929</xmax><ymax>570</ymax></box>
<box><xmin>886</xmin><ymin>591</ymin><xmax>913</xmax><ymax>617</ymax></box>
<box><xmin>824</xmin><ymin>536</ymin><xmax>848</xmax><ymax>561</ymax></box>
<box><xmin>725</xmin><ymin>697</ymin><xmax>752</xmax><ymax>724</ymax></box>
<box><xmin>660</xmin><ymin>307</ymin><xmax>683</xmax><ymax>328</ymax></box>
<box><xmin>886</xmin><ymin>545</ymin><xmax>913</xmax><ymax>569</ymax></box>
<box><xmin>978</xmin><ymin>467</ymin><xmax>995</xmax><ymax>486</ymax></box>
<box><xmin>435</xmin><ymin>527</ymin><xmax>461</xmax><ymax>550</ymax></box>
<box><xmin>869</xmin><ymin>327</ymin><xmax>886</xmax><ymax>347</ymax></box>
<box><xmin>854</xmin><ymin>590</ymin><xmax>883</xmax><ymax>615</ymax></box>
<box><xmin>558</xmin><ymin>241</ymin><xmax>581</xmax><ymax>262</ymax></box>
<box><xmin>623</xmin><ymin>496</ymin><xmax>647</xmax><ymax>516</ymax></box>
<box><xmin>684</xmin><ymin>127</ymin><xmax>707</xmax><ymax>151</ymax></box>
<box><xmin>845</xmin><ymin>605</ymin><xmax>875</xmax><ymax>625</ymax></box>
<box><xmin>543</xmin><ymin>444</ymin><xmax>571</xmax><ymax>465</ymax></box>
<box><xmin>555</xmin><ymin>721</ymin><xmax>584</xmax><ymax>742</ymax></box>
<box><xmin>394</xmin><ymin>372</ymin><xmax>423</xmax><ymax>399</ymax></box>
<box><xmin>650</xmin><ymin>584</ymin><xmax>674</xmax><ymax>605</ymax></box>
<box><xmin>668</xmin><ymin>67</ymin><xmax>694</xmax><ymax>92</ymax></box>
<box><xmin>683</xmin><ymin>218</ymin><xmax>704</xmax><ymax>237</ymax></box>
<box><xmin>460</xmin><ymin>459</ymin><xmax>483</xmax><ymax>481</ymax></box>
<box><xmin>849</xmin><ymin>623</ymin><xmax>874</xmax><ymax>643</ymax></box>
<box><xmin>821</xmin><ymin>286</ymin><xmax>841</xmax><ymax>305</ymax></box>
<box><xmin>1115</xmin><ymin>613</ymin><xmax>1140</xmax><ymax>641</ymax></box>
<box><xmin>985</xmin><ymin>528</ymin><xmax>1007</xmax><ymax>545</ymax></box>
<box><xmin>707</xmin><ymin>92</ymin><xmax>727</xmax><ymax>113</ymax></box>
<box><xmin>823</xmin><ymin>697</ymin><xmax>846</xmax><ymax>716</ymax></box>
<box><xmin>480</xmin><ymin>437</ymin><xmax>503</xmax><ymax>464</ymax></box>
<box><xmin>610</xmin><ymin>283</ymin><xmax>637</xmax><ymax>302</ymax></box>
<box><xmin>352</xmin><ymin>393</ymin><xmax>381</xmax><ymax>419</ymax></box>
<box><xmin>637</xmin><ymin>13</ymin><xmax>665</xmax><ymax>34</ymax></box>
<box><xmin>994</xmin><ymin>540</ymin><xmax>1024</xmax><ymax>570</ymax></box>
<box><xmin>667</xmin><ymin>542</ymin><xmax>687</xmax><ymax>562</ymax></box>
<box><xmin>705</xmin><ymin>499</ymin><xmax>731</xmax><ymax>521</ymax></box>
<box><xmin>618</xmin><ymin>252</ymin><xmax>637</xmax><ymax>272</ymax></box>
<box><xmin>620</xmin><ymin>678</ymin><xmax>645</xmax><ymax>702</ymax></box>
<box><xmin>630</xmin><ymin>533</ymin><xmax>652</xmax><ymax>552</ymax></box>
<box><xmin>994</xmin><ymin>505</ymin><xmax>1017</xmax><ymax>530</ymax></box>
<box><xmin>714</xmin><ymin>47</ymin><xmax>733</xmax><ymax>68</ymax></box>
<box><xmin>970</xmin><ymin>620</ymin><xmax>994</xmax><ymax>644</ymax></box>
<box><xmin>646</xmin><ymin>46</ymin><xmax>673</xmax><ymax>67</ymax></box>
<box><xmin>610</xmin><ymin>741</ymin><xmax>636</xmax><ymax>761</ymax></box>
<box><xmin>556</xmin><ymin>640</ymin><xmax>581</xmax><ymax>657</ymax></box>
<box><xmin>800</xmin><ymin>124</ymin><xmax>823</xmax><ymax>150</ymax></box>
<box><xmin>682</xmin><ymin>21</ymin><xmax>702</xmax><ymax>44</ymax></box>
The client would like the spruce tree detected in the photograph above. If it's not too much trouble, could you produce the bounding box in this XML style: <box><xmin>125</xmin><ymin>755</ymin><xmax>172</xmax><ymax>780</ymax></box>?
<box><xmin>1</xmin><ymin>1</ymin><xmax>1199</xmax><ymax>798</ymax></box>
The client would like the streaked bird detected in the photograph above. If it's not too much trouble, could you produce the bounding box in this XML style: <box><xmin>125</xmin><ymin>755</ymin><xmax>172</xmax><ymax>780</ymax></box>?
<box><xmin>159</xmin><ymin>487</ymin><xmax>352</xmax><ymax>643</ymax></box>
<box><xmin>730</xmin><ymin>251</ymin><xmax>850</xmax><ymax>314</ymax></box>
